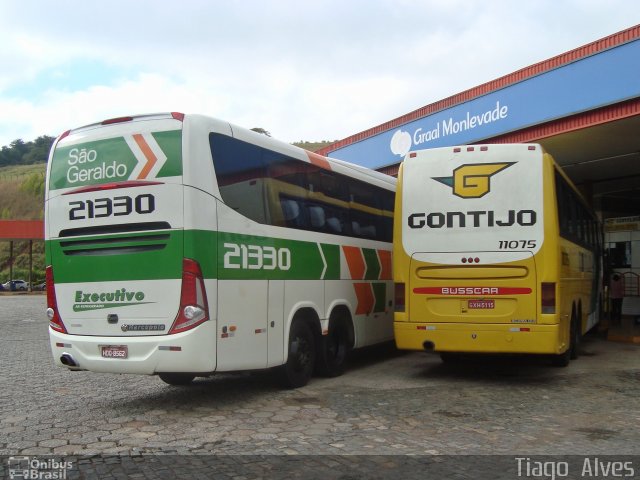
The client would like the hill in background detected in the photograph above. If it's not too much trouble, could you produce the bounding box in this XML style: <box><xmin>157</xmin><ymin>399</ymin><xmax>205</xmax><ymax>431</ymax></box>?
<box><xmin>0</xmin><ymin>164</ymin><xmax>46</xmax><ymax>284</ymax></box>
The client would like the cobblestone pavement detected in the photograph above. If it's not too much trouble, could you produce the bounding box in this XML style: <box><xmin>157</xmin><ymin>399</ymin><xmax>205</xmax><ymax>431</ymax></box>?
<box><xmin>1</xmin><ymin>295</ymin><xmax>639</xmax><ymax>476</ymax></box>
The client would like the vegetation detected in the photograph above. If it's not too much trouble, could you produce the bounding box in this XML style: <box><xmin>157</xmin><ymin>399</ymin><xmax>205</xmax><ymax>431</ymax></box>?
<box><xmin>0</xmin><ymin>164</ymin><xmax>47</xmax><ymax>285</ymax></box>
<box><xmin>0</xmin><ymin>133</ymin><xmax>335</xmax><ymax>285</ymax></box>
<box><xmin>293</xmin><ymin>140</ymin><xmax>334</xmax><ymax>152</ymax></box>
<box><xmin>0</xmin><ymin>136</ymin><xmax>55</xmax><ymax>168</ymax></box>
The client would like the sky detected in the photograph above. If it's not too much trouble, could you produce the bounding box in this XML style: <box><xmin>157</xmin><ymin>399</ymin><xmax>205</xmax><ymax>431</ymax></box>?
<box><xmin>0</xmin><ymin>0</ymin><xmax>638</xmax><ymax>158</ymax></box>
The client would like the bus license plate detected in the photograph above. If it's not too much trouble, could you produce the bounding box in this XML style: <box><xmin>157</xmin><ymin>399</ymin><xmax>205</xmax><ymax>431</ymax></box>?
<box><xmin>101</xmin><ymin>345</ymin><xmax>128</xmax><ymax>359</ymax></box>
<box><xmin>468</xmin><ymin>300</ymin><xmax>495</xmax><ymax>309</ymax></box>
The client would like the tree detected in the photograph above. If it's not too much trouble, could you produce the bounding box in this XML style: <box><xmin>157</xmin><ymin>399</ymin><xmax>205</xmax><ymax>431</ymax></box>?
<box><xmin>0</xmin><ymin>136</ymin><xmax>55</xmax><ymax>167</ymax></box>
<box><xmin>0</xmin><ymin>140</ymin><xmax>26</xmax><ymax>166</ymax></box>
<box><xmin>23</xmin><ymin>136</ymin><xmax>55</xmax><ymax>164</ymax></box>
<box><xmin>251</xmin><ymin>127</ymin><xmax>271</xmax><ymax>137</ymax></box>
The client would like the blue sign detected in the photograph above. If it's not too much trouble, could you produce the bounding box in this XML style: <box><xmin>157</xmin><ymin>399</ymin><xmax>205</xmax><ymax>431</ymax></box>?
<box><xmin>329</xmin><ymin>38</ymin><xmax>640</xmax><ymax>169</ymax></box>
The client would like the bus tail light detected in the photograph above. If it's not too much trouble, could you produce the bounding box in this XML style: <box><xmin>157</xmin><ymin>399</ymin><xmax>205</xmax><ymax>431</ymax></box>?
<box><xmin>541</xmin><ymin>282</ymin><xmax>556</xmax><ymax>314</ymax></box>
<box><xmin>394</xmin><ymin>283</ymin><xmax>406</xmax><ymax>312</ymax></box>
<box><xmin>170</xmin><ymin>258</ymin><xmax>209</xmax><ymax>334</ymax></box>
<box><xmin>46</xmin><ymin>266</ymin><xmax>67</xmax><ymax>333</ymax></box>
<box><xmin>101</xmin><ymin>116</ymin><xmax>134</xmax><ymax>125</ymax></box>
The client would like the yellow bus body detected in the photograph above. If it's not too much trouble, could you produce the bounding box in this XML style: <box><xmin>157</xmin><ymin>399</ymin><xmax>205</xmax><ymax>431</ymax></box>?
<box><xmin>393</xmin><ymin>145</ymin><xmax>600</xmax><ymax>360</ymax></box>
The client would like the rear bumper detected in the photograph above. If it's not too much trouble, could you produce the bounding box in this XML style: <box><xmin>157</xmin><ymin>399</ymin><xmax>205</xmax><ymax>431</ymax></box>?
<box><xmin>49</xmin><ymin>320</ymin><xmax>217</xmax><ymax>375</ymax></box>
<box><xmin>394</xmin><ymin>321</ymin><xmax>564</xmax><ymax>355</ymax></box>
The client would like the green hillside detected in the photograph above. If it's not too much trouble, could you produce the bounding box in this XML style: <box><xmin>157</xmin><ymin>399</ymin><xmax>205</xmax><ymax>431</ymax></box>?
<box><xmin>0</xmin><ymin>164</ymin><xmax>47</xmax><ymax>285</ymax></box>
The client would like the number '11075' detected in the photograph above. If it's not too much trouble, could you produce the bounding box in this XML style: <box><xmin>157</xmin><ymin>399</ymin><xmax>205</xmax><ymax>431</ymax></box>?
<box><xmin>498</xmin><ymin>240</ymin><xmax>537</xmax><ymax>249</ymax></box>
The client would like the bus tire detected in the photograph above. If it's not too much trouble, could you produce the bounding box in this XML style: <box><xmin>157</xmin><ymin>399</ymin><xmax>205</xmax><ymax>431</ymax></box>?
<box><xmin>551</xmin><ymin>324</ymin><xmax>572</xmax><ymax>368</ymax></box>
<box><xmin>316</xmin><ymin>317</ymin><xmax>351</xmax><ymax>377</ymax></box>
<box><xmin>277</xmin><ymin>319</ymin><xmax>316</xmax><ymax>388</ymax></box>
<box><xmin>551</xmin><ymin>347</ymin><xmax>570</xmax><ymax>367</ymax></box>
<box><xmin>159</xmin><ymin>373</ymin><xmax>195</xmax><ymax>385</ymax></box>
<box><xmin>570</xmin><ymin>311</ymin><xmax>581</xmax><ymax>360</ymax></box>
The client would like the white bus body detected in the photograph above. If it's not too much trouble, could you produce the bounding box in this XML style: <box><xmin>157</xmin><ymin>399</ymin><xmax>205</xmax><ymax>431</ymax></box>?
<box><xmin>45</xmin><ymin>113</ymin><xmax>395</xmax><ymax>387</ymax></box>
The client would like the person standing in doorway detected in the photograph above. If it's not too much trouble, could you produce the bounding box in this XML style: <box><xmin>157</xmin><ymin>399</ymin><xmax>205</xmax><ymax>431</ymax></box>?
<box><xmin>610</xmin><ymin>273</ymin><xmax>624</xmax><ymax>324</ymax></box>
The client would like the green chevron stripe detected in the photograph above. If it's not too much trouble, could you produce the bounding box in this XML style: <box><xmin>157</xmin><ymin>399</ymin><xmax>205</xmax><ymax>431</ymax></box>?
<box><xmin>362</xmin><ymin>248</ymin><xmax>381</xmax><ymax>280</ymax></box>
<box><xmin>372</xmin><ymin>282</ymin><xmax>387</xmax><ymax>313</ymax></box>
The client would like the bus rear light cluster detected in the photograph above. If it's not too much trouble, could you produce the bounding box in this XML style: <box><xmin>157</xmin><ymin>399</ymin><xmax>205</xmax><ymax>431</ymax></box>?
<box><xmin>101</xmin><ymin>116</ymin><xmax>134</xmax><ymax>125</ymax></box>
<box><xmin>541</xmin><ymin>282</ymin><xmax>556</xmax><ymax>314</ymax></box>
<box><xmin>394</xmin><ymin>283</ymin><xmax>406</xmax><ymax>312</ymax></box>
<box><xmin>462</xmin><ymin>257</ymin><xmax>480</xmax><ymax>264</ymax></box>
<box><xmin>46</xmin><ymin>266</ymin><xmax>67</xmax><ymax>333</ymax></box>
<box><xmin>169</xmin><ymin>258</ymin><xmax>209</xmax><ymax>334</ymax></box>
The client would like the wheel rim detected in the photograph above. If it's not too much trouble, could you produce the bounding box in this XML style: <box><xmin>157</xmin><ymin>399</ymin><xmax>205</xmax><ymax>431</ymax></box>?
<box><xmin>292</xmin><ymin>335</ymin><xmax>312</xmax><ymax>373</ymax></box>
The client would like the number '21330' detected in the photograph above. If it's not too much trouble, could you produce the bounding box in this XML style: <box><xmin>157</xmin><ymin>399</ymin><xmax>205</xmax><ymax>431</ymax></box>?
<box><xmin>68</xmin><ymin>194</ymin><xmax>155</xmax><ymax>220</ymax></box>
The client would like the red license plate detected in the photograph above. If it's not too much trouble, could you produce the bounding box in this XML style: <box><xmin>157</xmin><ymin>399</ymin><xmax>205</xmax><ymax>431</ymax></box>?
<box><xmin>468</xmin><ymin>300</ymin><xmax>495</xmax><ymax>309</ymax></box>
<box><xmin>101</xmin><ymin>345</ymin><xmax>128</xmax><ymax>359</ymax></box>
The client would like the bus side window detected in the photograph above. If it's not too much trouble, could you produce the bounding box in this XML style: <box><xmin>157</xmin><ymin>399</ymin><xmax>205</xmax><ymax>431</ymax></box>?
<box><xmin>281</xmin><ymin>199</ymin><xmax>302</xmax><ymax>227</ymax></box>
<box><xmin>309</xmin><ymin>206</ymin><xmax>326</xmax><ymax>230</ymax></box>
<box><xmin>326</xmin><ymin>216</ymin><xmax>343</xmax><ymax>233</ymax></box>
<box><xmin>360</xmin><ymin>225</ymin><xmax>377</xmax><ymax>238</ymax></box>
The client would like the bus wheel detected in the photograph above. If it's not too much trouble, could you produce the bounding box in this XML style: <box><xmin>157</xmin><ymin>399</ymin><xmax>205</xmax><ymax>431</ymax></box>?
<box><xmin>316</xmin><ymin>318</ymin><xmax>350</xmax><ymax>377</ymax></box>
<box><xmin>551</xmin><ymin>326</ymin><xmax>573</xmax><ymax>368</ymax></box>
<box><xmin>570</xmin><ymin>314</ymin><xmax>581</xmax><ymax>360</ymax></box>
<box><xmin>551</xmin><ymin>348</ymin><xmax>570</xmax><ymax>367</ymax></box>
<box><xmin>159</xmin><ymin>373</ymin><xmax>195</xmax><ymax>385</ymax></box>
<box><xmin>278</xmin><ymin>320</ymin><xmax>316</xmax><ymax>388</ymax></box>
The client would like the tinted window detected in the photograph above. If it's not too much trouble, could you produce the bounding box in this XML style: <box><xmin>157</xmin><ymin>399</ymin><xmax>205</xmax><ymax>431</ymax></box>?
<box><xmin>210</xmin><ymin>133</ymin><xmax>393</xmax><ymax>242</ymax></box>
<box><xmin>555</xmin><ymin>170</ymin><xmax>599</xmax><ymax>250</ymax></box>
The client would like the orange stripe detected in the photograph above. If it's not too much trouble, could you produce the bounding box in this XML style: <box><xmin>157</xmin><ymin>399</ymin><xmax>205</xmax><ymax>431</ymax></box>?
<box><xmin>353</xmin><ymin>283</ymin><xmax>374</xmax><ymax>315</ymax></box>
<box><xmin>306</xmin><ymin>151</ymin><xmax>332</xmax><ymax>170</ymax></box>
<box><xmin>377</xmin><ymin>250</ymin><xmax>392</xmax><ymax>280</ymax></box>
<box><xmin>342</xmin><ymin>246</ymin><xmax>365</xmax><ymax>280</ymax></box>
<box><xmin>133</xmin><ymin>134</ymin><xmax>158</xmax><ymax>179</ymax></box>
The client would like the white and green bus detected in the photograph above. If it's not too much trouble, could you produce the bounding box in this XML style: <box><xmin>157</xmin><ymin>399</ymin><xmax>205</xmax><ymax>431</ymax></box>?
<box><xmin>45</xmin><ymin>113</ymin><xmax>395</xmax><ymax>387</ymax></box>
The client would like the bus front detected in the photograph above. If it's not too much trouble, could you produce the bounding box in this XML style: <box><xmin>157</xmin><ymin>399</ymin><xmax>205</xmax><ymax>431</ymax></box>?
<box><xmin>45</xmin><ymin>113</ymin><xmax>215</xmax><ymax>380</ymax></box>
<box><xmin>393</xmin><ymin>144</ymin><xmax>565</xmax><ymax>359</ymax></box>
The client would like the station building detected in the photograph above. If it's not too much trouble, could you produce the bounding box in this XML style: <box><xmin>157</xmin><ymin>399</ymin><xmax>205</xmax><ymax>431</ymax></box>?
<box><xmin>317</xmin><ymin>24</ymin><xmax>640</xmax><ymax>284</ymax></box>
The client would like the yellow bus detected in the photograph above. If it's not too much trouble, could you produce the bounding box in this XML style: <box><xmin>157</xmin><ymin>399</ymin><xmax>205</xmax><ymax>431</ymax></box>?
<box><xmin>393</xmin><ymin>144</ymin><xmax>601</xmax><ymax>366</ymax></box>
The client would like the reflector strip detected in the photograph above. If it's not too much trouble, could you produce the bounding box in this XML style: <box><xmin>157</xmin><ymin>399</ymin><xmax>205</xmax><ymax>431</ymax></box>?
<box><xmin>413</xmin><ymin>287</ymin><xmax>532</xmax><ymax>295</ymax></box>
<box><xmin>158</xmin><ymin>346</ymin><xmax>182</xmax><ymax>351</ymax></box>
<box><xmin>63</xmin><ymin>180</ymin><xmax>162</xmax><ymax>195</ymax></box>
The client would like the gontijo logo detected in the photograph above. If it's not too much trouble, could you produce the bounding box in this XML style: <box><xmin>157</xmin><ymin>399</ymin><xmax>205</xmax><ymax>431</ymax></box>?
<box><xmin>433</xmin><ymin>162</ymin><xmax>515</xmax><ymax>199</ymax></box>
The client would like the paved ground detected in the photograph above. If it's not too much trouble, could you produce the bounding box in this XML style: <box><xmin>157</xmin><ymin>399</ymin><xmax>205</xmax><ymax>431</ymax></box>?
<box><xmin>1</xmin><ymin>295</ymin><xmax>639</xmax><ymax>477</ymax></box>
